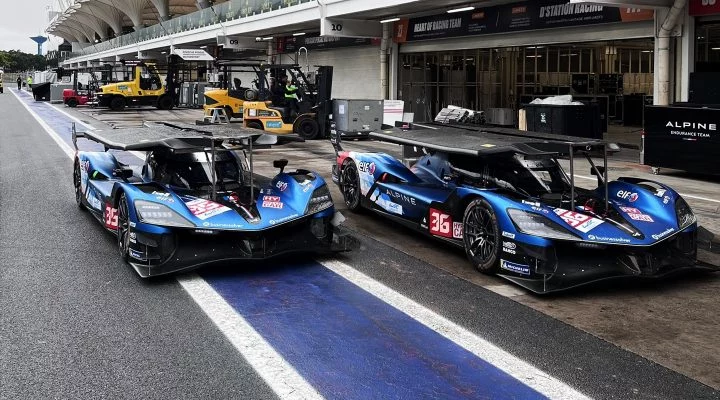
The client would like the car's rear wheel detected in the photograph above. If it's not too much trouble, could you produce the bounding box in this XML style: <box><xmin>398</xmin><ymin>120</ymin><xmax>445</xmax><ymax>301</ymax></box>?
<box><xmin>341</xmin><ymin>161</ymin><xmax>361</xmax><ymax>212</ymax></box>
<box><xmin>117</xmin><ymin>193</ymin><xmax>130</xmax><ymax>262</ymax></box>
<box><xmin>463</xmin><ymin>198</ymin><xmax>500</xmax><ymax>273</ymax></box>
<box><xmin>73</xmin><ymin>161</ymin><xmax>86</xmax><ymax>211</ymax></box>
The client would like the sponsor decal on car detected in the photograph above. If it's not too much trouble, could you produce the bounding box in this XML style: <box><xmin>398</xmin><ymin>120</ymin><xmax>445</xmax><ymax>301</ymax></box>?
<box><xmin>385</xmin><ymin>188</ymin><xmax>417</xmax><ymax>206</ymax></box>
<box><xmin>502</xmin><ymin>231</ymin><xmax>516</xmax><ymax>239</ymax></box>
<box><xmin>262</xmin><ymin>195</ymin><xmax>284</xmax><ymax>209</ymax></box>
<box><xmin>429</xmin><ymin>208</ymin><xmax>453</xmax><ymax>238</ymax></box>
<box><xmin>619</xmin><ymin>207</ymin><xmax>654</xmax><ymax>222</ymax></box>
<box><xmin>553</xmin><ymin>208</ymin><xmax>604</xmax><ymax>233</ymax></box>
<box><xmin>522</xmin><ymin>200</ymin><xmax>541</xmax><ymax>207</ymax></box>
<box><xmin>152</xmin><ymin>191</ymin><xmax>174</xmax><ymax>203</ymax></box>
<box><xmin>185</xmin><ymin>198</ymin><xmax>231</xmax><ymax>220</ymax></box>
<box><xmin>587</xmin><ymin>234</ymin><xmax>631</xmax><ymax>244</ymax></box>
<box><xmin>80</xmin><ymin>160</ymin><xmax>90</xmax><ymax>172</ymax></box>
<box><xmin>202</xmin><ymin>222</ymin><xmax>245</xmax><ymax>229</ymax></box>
<box><xmin>617</xmin><ymin>190</ymin><xmax>639</xmax><ymax>202</ymax></box>
<box><xmin>500</xmin><ymin>260</ymin><xmax>530</xmax><ymax>276</ymax></box>
<box><xmin>276</xmin><ymin>180</ymin><xmax>289</xmax><ymax>192</ymax></box>
<box><xmin>129</xmin><ymin>232</ymin><xmax>137</xmax><ymax>244</ymax></box>
<box><xmin>652</xmin><ymin>228</ymin><xmax>676</xmax><ymax>240</ymax></box>
<box><xmin>502</xmin><ymin>241</ymin><xmax>517</xmax><ymax>255</ymax></box>
<box><xmin>371</xmin><ymin>188</ymin><xmax>404</xmax><ymax>215</ymax></box>
<box><xmin>655</xmin><ymin>189</ymin><xmax>667</xmax><ymax>198</ymax></box>
<box><xmin>269</xmin><ymin>214</ymin><xmax>300</xmax><ymax>225</ymax></box>
<box><xmin>86</xmin><ymin>187</ymin><xmax>102</xmax><ymax>210</ymax></box>
<box><xmin>358</xmin><ymin>161</ymin><xmax>376</xmax><ymax>175</ymax></box>
<box><xmin>663</xmin><ymin>196</ymin><xmax>671</xmax><ymax>205</ymax></box>
<box><xmin>104</xmin><ymin>204</ymin><xmax>118</xmax><ymax>230</ymax></box>
<box><xmin>452</xmin><ymin>222</ymin><xmax>463</xmax><ymax>239</ymax></box>
<box><xmin>129</xmin><ymin>249</ymin><xmax>145</xmax><ymax>260</ymax></box>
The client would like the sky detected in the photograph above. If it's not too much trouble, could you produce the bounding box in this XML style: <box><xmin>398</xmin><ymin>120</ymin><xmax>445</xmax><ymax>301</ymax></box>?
<box><xmin>0</xmin><ymin>0</ymin><xmax>62</xmax><ymax>54</ymax></box>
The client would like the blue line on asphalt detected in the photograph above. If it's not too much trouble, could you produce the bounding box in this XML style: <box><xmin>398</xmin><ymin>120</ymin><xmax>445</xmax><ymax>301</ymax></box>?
<box><xmin>202</xmin><ymin>263</ymin><xmax>546</xmax><ymax>400</ymax></box>
<box><xmin>18</xmin><ymin>91</ymin><xmax>548</xmax><ymax>400</ymax></box>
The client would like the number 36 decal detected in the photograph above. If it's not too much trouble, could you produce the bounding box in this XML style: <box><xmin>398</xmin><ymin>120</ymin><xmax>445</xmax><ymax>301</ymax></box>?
<box><xmin>429</xmin><ymin>208</ymin><xmax>462</xmax><ymax>239</ymax></box>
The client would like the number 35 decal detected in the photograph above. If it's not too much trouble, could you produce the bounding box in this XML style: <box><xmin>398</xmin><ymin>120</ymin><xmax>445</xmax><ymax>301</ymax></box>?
<box><xmin>104</xmin><ymin>204</ymin><xmax>119</xmax><ymax>230</ymax></box>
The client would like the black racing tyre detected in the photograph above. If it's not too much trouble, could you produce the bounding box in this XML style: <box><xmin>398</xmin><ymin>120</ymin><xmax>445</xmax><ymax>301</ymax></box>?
<box><xmin>295</xmin><ymin>116</ymin><xmax>319</xmax><ymax>140</ymax></box>
<box><xmin>224</xmin><ymin>106</ymin><xmax>234</xmax><ymax>120</ymax></box>
<box><xmin>462</xmin><ymin>198</ymin><xmax>500</xmax><ymax>273</ymax></box>
<box><xmin>110</xmin><ymin>96</ymin><xmax>126</xmax><ymax>111</ymax></box>
<box><xmin>67</xmin><ymin>98</ymin><xmax>79</xmax><ymax>108</ymax></box>
<box><xmin>117</xmin><ymin>193</ymin><xmax>130</xmax><ymax>262</ymax></box>
<box><xmin>340</xmin><ymin>161</ymin><xmax>361</xmax><ymax>212</ymax></box>
<box><xmin>246</xmin><ymin>121</ymin><xmax>263</xmax><ymax>130</ymax></box>
<box><xmin>157</xmin><ymin>94</ymin><xmax>174</xmax><ymax>110</ymax></box>
<box><xmin>73</xmin><ymin>161</ymin><xmax>86</xmax><ymax>211</ymax></box>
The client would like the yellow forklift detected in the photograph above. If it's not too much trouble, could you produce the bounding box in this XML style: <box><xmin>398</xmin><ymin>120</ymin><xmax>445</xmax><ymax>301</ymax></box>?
<box><xmin>96</xmin><ymin>56</ymin><xmax>181</xmax><ymax>111</ymax></box>
<box><xmin>202</xmin><ymin>61</ymin><xmax>274</xmax><ymax>120</ymax></box>
<box><xmin>243</xmin><ymin>65</ymin><xmax>333</xmax><ymax>140</ymax></box>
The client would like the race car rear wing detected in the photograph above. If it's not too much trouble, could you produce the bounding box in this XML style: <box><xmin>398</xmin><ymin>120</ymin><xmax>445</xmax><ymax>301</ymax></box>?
<box><xmin>71</xmin><ymin>122</ymin><xmax>262</xmax><ymax>202</ymax></box>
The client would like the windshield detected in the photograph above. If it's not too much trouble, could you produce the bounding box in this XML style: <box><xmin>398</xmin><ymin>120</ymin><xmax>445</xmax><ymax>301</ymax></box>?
<box><xmin>493</xmin><ymin>155</ymin><xmax>570</xmax><ymax>197</ymax></box>
<box><xmin>154</xmin><ymin>152</ymin><xmax>245</xmax><ymax>191</ymax></box>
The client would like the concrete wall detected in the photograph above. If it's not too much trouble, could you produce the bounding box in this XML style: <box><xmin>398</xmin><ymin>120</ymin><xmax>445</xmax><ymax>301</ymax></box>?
<box><xmin>280</xmin><ymin>46</ymin><xmax>381</xmax><ymax>100</ymax></box>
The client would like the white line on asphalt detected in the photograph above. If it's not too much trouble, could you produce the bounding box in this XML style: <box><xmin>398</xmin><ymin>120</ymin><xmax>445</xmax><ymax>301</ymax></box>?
<box><xmin>9</xmin><ymin>89</ymin><xmax>75</xmax><ymax>158</ymax></box>
<box><xmin>321</xmin><ymin>259</ymin><xmax>591</xmax><ymax>400</ymax></box>
<box><xmin>11</xmin><ymin>89</ymin><xmax>321</xmax><ymax>400</ymax></box>
<box><xmin>177</xmin><ymin>274</ymin><xmax>324</xmax><ymax>400</ymax></box>
<box><xmin>573</xmin><ymin>174</ymin><xmax>720</xmax><ymax>205</ymax></box>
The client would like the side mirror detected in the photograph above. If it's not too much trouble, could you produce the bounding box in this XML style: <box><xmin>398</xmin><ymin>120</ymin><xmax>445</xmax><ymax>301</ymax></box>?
<box><xmin>274</xmin><ymin>159</ymin><xmax>289</xmax><ymax>173</ymax></box>
<box><xmin>590</xmin><ymin>166</ymin><xmax>606</xmax><ymax>187</ymax></box>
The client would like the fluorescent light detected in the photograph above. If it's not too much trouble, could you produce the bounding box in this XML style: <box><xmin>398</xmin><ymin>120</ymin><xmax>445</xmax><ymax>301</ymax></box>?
<box><xmin>712</xmin><ymin>47</ymin><xmax>720</xmax><ymax>51</ymax></box>
<box><xmin>293</xmin><ymin>32</ymin><xmax>306</xmax><ymax>36</ymax></box>
<box><xmin>380</xmin><ymin>17</ymin><xmax>400</xmax><ymax>23</ymax></box>
<box><xmin>641</xmin><ymin>50</ymin><xmax>653</xmax><ymax>53</ymax></box>
<box><xmin>526</xmin><ymin>55</ymin><xmax>543</xmax><ymax>58</ymax></box>
<box><xmin>447</xmin><ymin>6</ymin><xmax>474</xmax><ymax>13</ymax></box>
<box><xmin>262</xmin><ymin>36</ymin><xmax>274</xmax><ymax>40</ymax></box>
<box><xmin>200</xmin><ymin>45</ymin><xmax>207</xmax><ymax>49</ymax></box>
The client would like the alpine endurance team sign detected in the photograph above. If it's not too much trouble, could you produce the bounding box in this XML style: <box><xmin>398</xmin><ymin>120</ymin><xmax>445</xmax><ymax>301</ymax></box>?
<box><xmin>394</xmin><ymin>0</ymin><xmax>654</xmax><ymax>43</ymax></box>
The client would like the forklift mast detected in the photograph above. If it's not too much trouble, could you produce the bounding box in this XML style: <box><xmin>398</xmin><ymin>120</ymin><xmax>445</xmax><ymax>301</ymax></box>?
<box><xmin>315</xmin><ymin>66</ymin><xmax>333</xmax><ymax>138</ymax></box>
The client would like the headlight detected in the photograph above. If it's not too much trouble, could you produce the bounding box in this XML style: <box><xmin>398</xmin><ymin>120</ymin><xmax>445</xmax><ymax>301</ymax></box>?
<box><xmin>675</xmin><ymin>197</ymin><xmax>696</xmax><ymax>230</ymax></box>
<box><xmin>306</xmin><ymin>185</ymin><xmax>333</xmax><ymax>214</ymax></box>
<box><xmin>507</xmin><ymin>209</ymin><xmax>580</xmax><ymax>241</ymax></box>
<box><xmin>135</xmin><ymin>200</ymin><xmax>195</xmax><ymax>228</ymax></box>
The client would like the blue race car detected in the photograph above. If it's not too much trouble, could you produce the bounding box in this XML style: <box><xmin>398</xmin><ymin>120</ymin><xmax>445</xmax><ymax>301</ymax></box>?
<box><xmin>72</xmin><ymin>121</ymin><xmax>353</xmax><ymax>277</ymax></box>
<box><xmin>331</xmin><ymin>124</ymin><xmax>715</xmax><ymax>293</ymax></box>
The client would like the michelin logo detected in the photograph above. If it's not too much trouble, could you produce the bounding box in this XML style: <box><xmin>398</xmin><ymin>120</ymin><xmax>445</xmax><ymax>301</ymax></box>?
<box><xmin>501</xmin><ymin>260</ymin><xmax>530</xmax><ymax>276</ymax></box>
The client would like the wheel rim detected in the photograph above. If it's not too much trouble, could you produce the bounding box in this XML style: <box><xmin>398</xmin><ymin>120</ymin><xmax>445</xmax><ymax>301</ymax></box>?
<box><xmin>464</xmin><ymin>205</ymin><xmax>496</xmax><ymax>264</ymax></box>
<box><xmin>117</xmin><ymin>195</ymin><xmax>130</xmax><ymax>257</ymax></box>
<box><xmin>341</xmin><ymin>165</ymin><xmax>359</xmax><ymax>207</ymax></box>
<box><xmin>73</xmin><ymin>163</ymin><xmax>82</xmax><ymax>205</ymax></box>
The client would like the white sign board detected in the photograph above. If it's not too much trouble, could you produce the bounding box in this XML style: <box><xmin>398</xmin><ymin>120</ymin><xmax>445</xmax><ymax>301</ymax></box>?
<box><xmin>320</xmin><ymin>17</ymin><xmax>382</xmax><ymax>38</ymax></box>
<box><xmin>383</xmin><ymin>100</ymin><xmax>405</xmax><ymax>126</ymax></box>
<box><xmin>173</xmin><ymin>48</ymin><xmax>214</xmax><ymax>61</ymax></box>
<box><xmin>218</xmin><ymin>35</ymin><xmax>266</xmax><ymax>50</ymax></box>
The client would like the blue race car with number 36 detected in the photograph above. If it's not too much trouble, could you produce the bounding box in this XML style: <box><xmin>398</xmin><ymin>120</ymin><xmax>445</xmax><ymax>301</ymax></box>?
<box><xmin>331</xmin><ymin>124</ymin><xmax>715</xmax><ymax>293</ymax></box>
<box><xmin>72</xmin><ymin>122</ymin><xmax>354</xmax><ymax>277</ymax></box>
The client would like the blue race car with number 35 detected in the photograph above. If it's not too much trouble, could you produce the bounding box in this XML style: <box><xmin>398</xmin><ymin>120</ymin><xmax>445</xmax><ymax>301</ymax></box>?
<box><xmin>331</xmin><ymin>124</ymin><xmax>714</xmax><ymax>293</ymax></box>
<box><xmin>72</xmin><ymin>122</ymin><xmax>354</xmax><ymax>277</ymax></box>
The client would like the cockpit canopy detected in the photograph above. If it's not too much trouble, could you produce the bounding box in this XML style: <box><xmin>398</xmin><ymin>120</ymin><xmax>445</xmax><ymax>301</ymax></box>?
<box><xmin>147</xmin><ymin>150</ymin><xmax>247</xmax><ymax>191</ymax></box>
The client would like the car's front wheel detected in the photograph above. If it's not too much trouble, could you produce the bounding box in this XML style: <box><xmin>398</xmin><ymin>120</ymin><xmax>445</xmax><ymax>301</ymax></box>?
<box><xmin>73</xmin><ymin>161</ymin><xmax>86</xmax><ymax>211</ymax></box>
<box><xmin>341</xmin><ymin>161</ymin><xmax>361</xmax><ymax>211</ymax></box>
<box><xmin>117</xmin><ymin>193</ymin><xmax>130</xmax><ymax>262</ymax></box>
<box><xmin>463</xmin><ymin>198</ymin><xmax>500</xmax><ymax>273</ymax></box>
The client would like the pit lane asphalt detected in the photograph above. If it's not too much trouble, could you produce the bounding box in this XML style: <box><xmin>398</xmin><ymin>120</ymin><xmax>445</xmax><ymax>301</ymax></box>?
<box><xmin>1</xmin><ymin>92</ymin><xmax>719</xmax><ymax>399</ymax></box>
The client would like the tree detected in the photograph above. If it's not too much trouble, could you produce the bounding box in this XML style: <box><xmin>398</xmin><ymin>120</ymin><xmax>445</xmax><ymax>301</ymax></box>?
<box><xmin>0</xmin><ymin>50</ymin><xmax>48</xmax><ymax>72</ymax></box>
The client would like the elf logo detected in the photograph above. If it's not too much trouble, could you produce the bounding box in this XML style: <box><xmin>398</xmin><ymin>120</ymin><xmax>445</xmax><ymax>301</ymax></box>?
<box><xmin>617</xmin><ymin>190</ymin><xmax>639</xmax><ymax>202</ymax></box>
